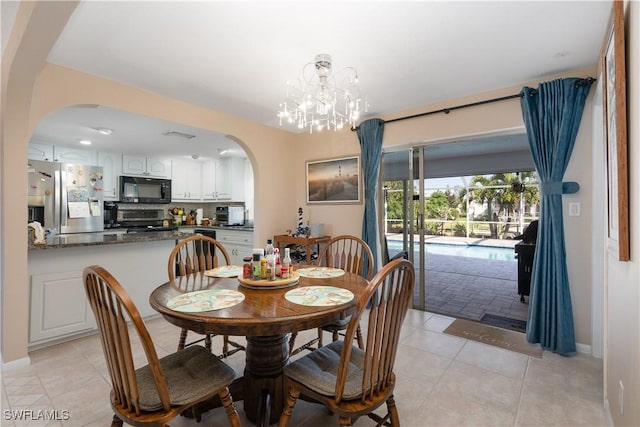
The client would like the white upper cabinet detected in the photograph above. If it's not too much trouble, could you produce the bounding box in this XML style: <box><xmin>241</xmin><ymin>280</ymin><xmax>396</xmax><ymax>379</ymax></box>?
<box><xmin>171</xmin><ymin>159</ymin><xmax>202</xmax><ymax>201</ymax></box>
<box><xmin>214</xmin><ymin>158</ymin><xmax>232</xmax><ymax>200</ymax></box>
<box><xmin>226</xmin><ymin>157</ymin><xmax>247</xmax><ymax>202</ymax></box>
<box><xmin>28</xmin><ymin>143</ymin><xmax>54</xmax><ymax>161</ymax></box>
<box><xmin>53</xmin><ymin>146</ymin><xmax>97</xmax><ymax>165</ymax></box>
<box><xmin>201</xmin><ymin>161</ymin><xmax>218</xmax><ymax>200</ymax></box>
<box><xmin>97</xmin><ymin>152</ymin><xmax>122</xmax><ymax>200</ymax></box>
<box><xmin>28</xmin><ymin>143</ymin><xmax>97</xmax><ymax>165</ymax></box>
<box><xmin>201</xmin><ymin>158</ymin><xmax>245</xmax><ymax>201</ymax></box>
<box><xmin>122</xmin><ymin>155</ymin><xmax>171</xmax><ymax>178</ymax></box>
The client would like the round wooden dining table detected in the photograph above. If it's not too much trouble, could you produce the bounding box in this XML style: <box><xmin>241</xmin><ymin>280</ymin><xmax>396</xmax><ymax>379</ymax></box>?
<box><xmin>149</xmin><ymin>269</ymin><xmax>367</xmax><ymax>426</ymax></box>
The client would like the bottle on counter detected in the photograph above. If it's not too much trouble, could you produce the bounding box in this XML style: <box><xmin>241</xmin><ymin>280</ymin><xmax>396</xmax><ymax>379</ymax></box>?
<box><xmin>281</xmin><ymin>248</ymin><xmax>291</xmax><ymax>279</ymax></box>
<box><xmin>243</xmin><ymin>256</ymin><xmax>252</xmax><ymax>279</ymax></box>
<box><xmin>252</xmin><ymin>249</ymin><xmax>263</xmax><ymax>280</ymax></box>
<box><xmin>274</xmin><ymin>248</ymin><xmax>281</xmax><ymax>278</ymax></box>
<box><xmin>261</xmin><ymin>257</ymin><xmax>268</xmax><ymax>279</ymax></box>
<box><xmin>265</xmin><ymin>239</ymin><xmax>275</xmax><ymax>280</ymax></box>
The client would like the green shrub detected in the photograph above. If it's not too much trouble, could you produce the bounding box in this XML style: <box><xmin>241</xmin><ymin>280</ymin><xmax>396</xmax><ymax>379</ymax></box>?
<box><xmin>453</xmin><ymin>222</ymin><xmax>466</xmax><ymax>236</ymax></box>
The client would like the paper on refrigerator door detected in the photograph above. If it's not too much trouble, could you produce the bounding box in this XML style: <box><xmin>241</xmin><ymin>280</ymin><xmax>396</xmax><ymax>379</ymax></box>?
<box><xmin>68</xmin><ymin>202</ymin><xmax>90</xmax><ymax>218</ymax></box>
<box><xmin>89</xmin><ymin>201</ymin><xmax>102</xmax><ymax>217</ymax></box>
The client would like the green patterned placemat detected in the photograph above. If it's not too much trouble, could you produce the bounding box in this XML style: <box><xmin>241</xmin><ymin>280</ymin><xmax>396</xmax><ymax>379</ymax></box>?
<box><xmin>204</xmin><ymin>265</ymin><xmax>243</xmax><ymax>278</ymax></box>
<box><xmin>285</xmin><ymin>286</ymin><xmax>354</xmax><ymax>306</ymax></box>
<box><xmin>296</xmin><ymin>267</ymin><xmax>345</xmax><ymax>278</ymax></box>
<box><xmin>167</xmin><ymin>288</ymin><xmax>245</xmax><ymax>312</ymax></box>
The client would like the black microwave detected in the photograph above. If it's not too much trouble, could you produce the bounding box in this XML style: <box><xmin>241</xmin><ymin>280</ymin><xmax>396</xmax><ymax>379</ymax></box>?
<box><xmin>119</xmin><ymin>176</ymin><xmax>171</xmax><ymax>204</ymax></box>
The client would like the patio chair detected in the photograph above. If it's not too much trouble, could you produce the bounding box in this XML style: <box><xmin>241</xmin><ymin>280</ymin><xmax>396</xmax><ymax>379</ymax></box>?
<box><xmin>382</xmin><ymin>235</ymin><xmax>409</xmax><ymax>264</ymax></box>
<box><xmin>278</xmin><ymin>258</ymin><xmax>415</xmax><ymax>427</ymax></box>
<box><xmin>83</xmin><ymin>265</ymin><xmax>241</xmax><ymax>427</ymax></box>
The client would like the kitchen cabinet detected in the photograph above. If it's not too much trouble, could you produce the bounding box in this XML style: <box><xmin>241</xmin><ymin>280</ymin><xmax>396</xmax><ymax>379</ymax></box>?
<box><xmin>216</xmin><ymin>229</ymin><xmax>253</xmax><ymax>265</ymax></box>
<box><xmin>226</xmin><ymin>157</ymin><xmax>247</xmax><ymax>201</ymax></box>
<box><xmin>28</xmin><ymin>239</ymin><xmax>177</xmax><ymax>348</ymax></box>
<box><xmin>202</xmin><ymin>158</ymin><xmax>246</xmax><ymax>201</ymax></box>
<box><xmin>28</xmin><ymin>143</ymin><xmax>54</xmax><ymax>161</ymax></box>
<box><xmin>53</xmin><ymin>146</ymin><xmax>97</xmax><ymax>165</ymax></box>
<box><xmin>122</xmin><ymin>154</ymin><xmax>172</xmax><ymax>178</ymax></box>
<box><xmin>97</xmin><ymin>151</ymin><xmax>122</xmax><ymax>200</ymax></box>
<box><xmin>202</xmin><ymin>161</ymin><xmax>225</xmax><ymax>200</ymax></box>
<box><xmin>28</xmin><ymin>143</ymin><xmax>97</xmax><ymax>165</ymax></box>
<box><xmin>29</xmin><ymin>270</ymin><xmax>96</xmax><ymax>344</ymax></box>
<box><xmin>171</xmin><ymin>159</ymin><xmax>202</xmax><ymax>201</ymax></box>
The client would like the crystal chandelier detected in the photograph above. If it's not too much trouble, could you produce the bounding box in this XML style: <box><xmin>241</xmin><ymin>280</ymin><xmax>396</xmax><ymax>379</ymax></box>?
<box><xmin>278</xmin><ymin>54</ymin><xmax>367</xmax><ymax>133</ymax></box>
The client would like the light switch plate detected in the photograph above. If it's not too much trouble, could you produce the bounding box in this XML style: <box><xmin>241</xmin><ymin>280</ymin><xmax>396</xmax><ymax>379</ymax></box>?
<box><xmin>568</xmin><ymin>202</ymin><xmax>580</xmax><ymax>216</ymax></box>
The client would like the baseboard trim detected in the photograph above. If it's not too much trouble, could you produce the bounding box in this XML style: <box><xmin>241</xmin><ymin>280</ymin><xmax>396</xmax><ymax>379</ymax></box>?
<box><xmin>1</xmin><ymin>355</ymin><xmax>31</xmax><ymax>371</ymax></box>
<box><xmin>575</xmin><ymin>342</ymin><xmax>591</xmax><ymax>355</ymax></box>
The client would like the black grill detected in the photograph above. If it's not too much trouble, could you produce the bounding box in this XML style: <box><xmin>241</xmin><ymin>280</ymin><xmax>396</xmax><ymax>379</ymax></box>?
<box><xmin>514</xmin><ymin>220</ymin><xmax>538</xmax><ymax>303</ymax></box>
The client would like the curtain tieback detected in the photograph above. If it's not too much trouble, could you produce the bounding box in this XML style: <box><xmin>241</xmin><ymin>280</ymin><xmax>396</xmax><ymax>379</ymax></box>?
<box><xmin>540</xmin><ymin>181</ymin><xmax>580</xmax><ymax>195</ymax></box>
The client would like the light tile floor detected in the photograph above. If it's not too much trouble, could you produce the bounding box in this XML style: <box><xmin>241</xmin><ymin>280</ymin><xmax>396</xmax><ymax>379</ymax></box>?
<box><xmin>2</xmin><ymin>311</ymin><xmax>606</xmax><ymax>426</ymax></box>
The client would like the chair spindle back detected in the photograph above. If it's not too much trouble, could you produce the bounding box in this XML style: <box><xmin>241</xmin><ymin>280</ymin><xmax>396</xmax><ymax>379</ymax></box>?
<box><xmin>335</xmin><ymin>258</ymin><xmax>414</xmax><ymax>403</ymax></box>
<box><xmin>83</xmin><ymin>265</ymin><xmax>170</xmax><ymax>416</ymax></box>
<box><xmin>317</xmin><ymin>235</ymin><xmax>374</xmax><ymax>280</ymax></box>
<box><xmin>168</xmin><ymin>235</ymin><xmax>231</xmax><ymax>280</ymax></box>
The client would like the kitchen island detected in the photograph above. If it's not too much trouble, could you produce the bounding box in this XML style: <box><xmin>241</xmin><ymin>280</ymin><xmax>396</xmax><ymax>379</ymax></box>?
<box><xmin>29</xmin><ymin>229</ymin><xmax>188</xmax><ymax>250</ymax></box>
<box><xmin>27</xmin><ymin>226</ymin><xmax>254</xmax><ymax>350</ymax></box>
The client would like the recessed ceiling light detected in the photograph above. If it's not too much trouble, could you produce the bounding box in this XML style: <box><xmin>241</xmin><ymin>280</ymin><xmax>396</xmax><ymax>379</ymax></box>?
<box><xmin>96</xmin><ymin>127</ymin><xmax>113</xmax><ymax>135</ymax></box>
<box><xmin>80</xmin><ymin>139</ymin><xmax>92</xmax><ymax>145</ymax></box>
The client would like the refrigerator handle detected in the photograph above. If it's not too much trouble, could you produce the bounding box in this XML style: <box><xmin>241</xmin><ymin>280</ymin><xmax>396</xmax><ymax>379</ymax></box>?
<box><xmin>57</xmin><ymin>169</ymin><xmax>67</xmax><ymax>231</ymax></box>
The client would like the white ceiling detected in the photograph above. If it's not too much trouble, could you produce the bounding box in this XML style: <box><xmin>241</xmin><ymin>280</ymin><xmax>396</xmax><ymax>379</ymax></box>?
<box><xmin>16</xmin><ymin>1</ymin><xmax>613</xmax><ymax>160</ymax></box>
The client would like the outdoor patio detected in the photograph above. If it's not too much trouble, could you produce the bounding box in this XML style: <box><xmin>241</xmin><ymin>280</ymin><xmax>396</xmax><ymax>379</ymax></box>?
<box><xmin>387</xmin><ymin>234</ymin><xmax>529</xmax><ymax>325</ymax></box>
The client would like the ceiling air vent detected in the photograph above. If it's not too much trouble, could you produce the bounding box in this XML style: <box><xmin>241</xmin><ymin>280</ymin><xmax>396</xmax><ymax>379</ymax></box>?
<box><xmin>163</xmin><ymin>130</ymin><xmax>196</xmax><ymax>139</ymax></box>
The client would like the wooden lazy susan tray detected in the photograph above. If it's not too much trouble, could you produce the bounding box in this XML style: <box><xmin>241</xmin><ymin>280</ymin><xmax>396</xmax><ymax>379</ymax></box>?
<box><xmin>237</xmin><ymin>271</ymin><xmax>300</xmax><ymax>289</ymax></box>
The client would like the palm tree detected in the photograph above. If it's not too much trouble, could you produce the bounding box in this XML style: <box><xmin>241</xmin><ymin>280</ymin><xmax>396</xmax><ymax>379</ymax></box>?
<box><xmin>468</xmin><ymin>175</ymin><xmax>502</xmax><ymax>237</ymax></box>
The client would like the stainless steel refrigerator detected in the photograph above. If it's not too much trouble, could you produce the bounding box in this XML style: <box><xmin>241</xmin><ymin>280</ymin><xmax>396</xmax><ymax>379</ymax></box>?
<box><xmin>28</xmin><ymin>160</ymin><xmax>104</xmax><ymax>233</ymax></box>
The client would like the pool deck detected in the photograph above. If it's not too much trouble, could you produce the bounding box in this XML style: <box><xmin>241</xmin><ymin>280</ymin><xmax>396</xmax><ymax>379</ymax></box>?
<box><xmin>386</xmin><ymin>234</ymin><xmax>529</xmax><ymax>324</ymax></box>
<box><xmin>387</xmin><ymin>234</ymin><xmax>519</xmax><ymax>249</ymax></box>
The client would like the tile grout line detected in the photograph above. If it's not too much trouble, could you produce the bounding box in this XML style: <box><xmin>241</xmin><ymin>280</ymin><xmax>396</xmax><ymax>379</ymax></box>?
<box><xmin>512</xmin><ymin>355</ymin><xmax>533</xmax><ymax>426</ymax></box>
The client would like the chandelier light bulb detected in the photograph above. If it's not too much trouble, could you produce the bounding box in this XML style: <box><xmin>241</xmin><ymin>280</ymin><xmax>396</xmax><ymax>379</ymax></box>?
<box><xmin>277</xmin><ymin>53</ymin><xmax>367</xmax><ymax>133</ymax></box>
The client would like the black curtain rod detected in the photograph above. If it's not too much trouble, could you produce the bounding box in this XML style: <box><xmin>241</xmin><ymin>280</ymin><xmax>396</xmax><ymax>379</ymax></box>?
<box><xmin>385</xmin><ymin>93</ymin><xmax>522</xmax><ymax>125</ymax></box>
<box><xmin>350</xmin><ymin>92</ymin><xmax>521</xmax><ymax>131</ymax></box>
<box><xmin>352</xmin><ymin>77</ymin><xmax>595</xmax><ymax>131</ymax></box>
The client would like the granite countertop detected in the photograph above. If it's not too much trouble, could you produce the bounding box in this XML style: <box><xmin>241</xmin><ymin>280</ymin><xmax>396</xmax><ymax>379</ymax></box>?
<box><xmin>28</xmin><ymin>224</ymin><xmax>255</xmax><ymax>251</ymax></box>
<box><xmin>28</xmin><ymin>230</ymin><xmax>191</xmax><ymax>251</ymax></box>
<box><xmin>180</xmin><ymin>225</ymin><xmax>255</xmax><ymax>231</ymax></box>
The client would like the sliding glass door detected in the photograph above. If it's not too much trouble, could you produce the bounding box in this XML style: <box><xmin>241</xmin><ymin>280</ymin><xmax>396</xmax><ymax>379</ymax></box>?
<box><xmin>381</xmin><ymin>147</ymin><xmax>427</xmax><ymax>310</ymax></box>
<box><xmin>381</xmin><ymin>133</ymin><xmax>537</xmax><ymax>317</ymax></box>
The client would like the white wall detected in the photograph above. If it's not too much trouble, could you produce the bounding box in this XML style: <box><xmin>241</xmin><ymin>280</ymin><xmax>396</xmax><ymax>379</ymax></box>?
<box><xmin>605</xmin><ymin>2</ymin><xmax>640</xmax><ymax>425</ymax></box>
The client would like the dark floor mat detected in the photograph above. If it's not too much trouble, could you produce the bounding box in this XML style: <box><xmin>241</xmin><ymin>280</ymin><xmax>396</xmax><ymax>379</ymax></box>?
<box><xmin>480</xmin><ymin>313</ymin><xmax>527</xmax><ymax>333</ymax></box>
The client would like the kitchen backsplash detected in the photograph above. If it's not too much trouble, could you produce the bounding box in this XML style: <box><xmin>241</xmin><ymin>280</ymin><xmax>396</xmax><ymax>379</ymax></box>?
<box><xmin>116</xmin><ymin>201</ymin><xmax>247</xmax><ymax>223</ymax></box>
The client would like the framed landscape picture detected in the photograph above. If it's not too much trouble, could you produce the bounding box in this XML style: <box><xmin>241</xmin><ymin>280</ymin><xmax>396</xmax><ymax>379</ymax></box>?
<box><xmin>602</xmin><ymin>0</ymin><xmax>629</xmax><ymax>261</ymax></box>
<box><xmin>306</xmin><ymin>155</ymin><xmax>361</xmax><ymax>204</ymax></box>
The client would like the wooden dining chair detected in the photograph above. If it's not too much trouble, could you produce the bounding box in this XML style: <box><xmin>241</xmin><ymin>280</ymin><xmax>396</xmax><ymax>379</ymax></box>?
<box><xmin>278</xmin><ymin>258</ymin><xmax>414</xmax><ymax>427</ymax></box>
<box><xmin>289</xmin><ymin>235</ymin><xmax>374</xmax><ymax>356</ymax></box>
<box><xmin>168</xmin><ymin>234</ymin><xmax>245</xmax><ymax>358</ymax></box>
<box><xmin>83</xmin><ymin>265</ymin><xmax>241</xmax><ymax>427</ymax></box>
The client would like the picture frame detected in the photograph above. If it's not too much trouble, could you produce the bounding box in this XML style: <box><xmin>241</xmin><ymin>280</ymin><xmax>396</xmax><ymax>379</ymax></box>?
<box><xmin>602</xmin><ymin>0</ymin><xmax>629</xmax><ymax>261</ymax></box>
<box><xmin>306</xmin><ymin>155</ymin><xmax>361</xmax><ymax>204</ymax></box>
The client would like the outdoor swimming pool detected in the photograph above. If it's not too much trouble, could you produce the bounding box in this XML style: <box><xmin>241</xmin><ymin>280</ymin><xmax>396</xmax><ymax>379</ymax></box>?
<box><xmin>387</xmin><ymin>240</ymin><xmax>516</xmax><ymax>261</ymax></box>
